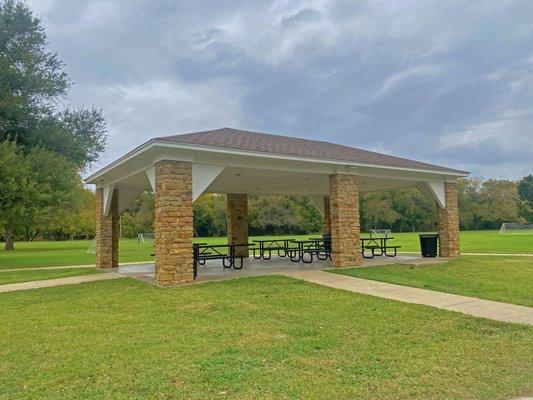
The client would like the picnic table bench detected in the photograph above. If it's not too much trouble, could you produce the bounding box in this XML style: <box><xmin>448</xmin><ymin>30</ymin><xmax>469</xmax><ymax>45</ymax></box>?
<box><xmin>289</xmin><ymin>238</ymin><xmax>331</xmax><ymax>263</ymax></box>
<box><xmin>193</xmin><ymin>243</ymin><xmax>256</xmax><ymax>275</ymax></box>
<box><xmin>252</xmin><ymin>239</ymin><xmax>293</xmax><ymax>260</ymax></box>
<box><xmin>361</xmin><ymin>237</ymin><xmax>401</xmax><ymax>259</ymax></box>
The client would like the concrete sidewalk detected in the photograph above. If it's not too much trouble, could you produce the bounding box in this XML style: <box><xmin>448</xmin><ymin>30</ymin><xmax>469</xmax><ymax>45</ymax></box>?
<box><xmin>0</xmin><ymin>273</ymin><xmax>124</xmax><ymax>293</ymax></box>
<box><xmin>281</xmin><ymin>270</ymin><xmax>533</xmax><ymax>326</ymax></box>
<box><xmin>0</xmin><ymin>261</ymin><xmax>154</xmax><ymax>273</ymax></box>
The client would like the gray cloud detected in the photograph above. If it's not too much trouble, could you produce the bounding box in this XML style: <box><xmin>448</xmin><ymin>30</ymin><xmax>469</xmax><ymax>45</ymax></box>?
<box><xmin>29</xmin><ymin>0</ymin><xmax>533</xmax><ymax>179</ymax></box>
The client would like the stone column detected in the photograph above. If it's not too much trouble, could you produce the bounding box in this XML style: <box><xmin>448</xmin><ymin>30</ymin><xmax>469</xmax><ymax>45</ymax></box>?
<box><xmin>96</xmin><ymin>188</ymin><xmax>119</xmax><ymax>268</ymax></box>
<box><xmin>436</xmin><ymin>182</ymin><xmax>460</xmax><ymax>257</ymax></box>
<box><xmin>329</xmin><ymin>174</ymin><xmax>362</xmax><ymax>267</ymax></box>
<box><xmin>154</xmin><ymin>160</ymin><xmax>194</xmax><ymax>285</ymax></box>
<box><xmin>227</xmin><ymin>193</ymin><xmax>249</xmax><ymax>257</ymax></box>
<box><xmin>323</xmin><ymin>196</ymin><xmax>331</xmax><ymax>235</ymax></box>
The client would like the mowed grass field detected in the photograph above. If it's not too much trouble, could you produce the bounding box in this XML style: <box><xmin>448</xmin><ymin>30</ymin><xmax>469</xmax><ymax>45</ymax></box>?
<box><xmin>0</xmin><ymin>233</ymin><xmax>532</xmax><ymax>398</ymax></box>
<box><xmin>1</xmin><ymin>276</ymin><xmax>532</xmax><ymax>399</ymax></box>
<box><xmin>0</xmin><ymin>230</ymin><xmax>531</xmax><ymax>269</ymax></box>
<box><xmin>331</xmin><ymin>256</ymin><xmax>533</xmax><ymax>307</ymax></box>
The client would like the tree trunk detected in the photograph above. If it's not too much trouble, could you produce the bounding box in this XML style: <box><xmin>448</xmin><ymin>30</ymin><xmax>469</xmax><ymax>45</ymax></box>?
<box><xmin>4</xmin><ymin>226</ymin><xmax>14</xmax><ymax>250</ymax></box>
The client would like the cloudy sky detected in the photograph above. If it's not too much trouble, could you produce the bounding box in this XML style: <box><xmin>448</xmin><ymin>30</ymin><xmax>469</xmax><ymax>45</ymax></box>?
<box><xmin>28</xmin><ymin>0</ymin><xmax>533</xmax><ymax>179</ymax></box>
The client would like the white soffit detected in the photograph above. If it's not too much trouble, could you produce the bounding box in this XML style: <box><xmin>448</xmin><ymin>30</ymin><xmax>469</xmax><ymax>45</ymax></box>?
<box><xmin>192</xmin><ymin>164</ymin><xmax>225</xmax><ymax>202</ymax></box>
<box><xmin>102</xmin><ymin>184</ymin><xmax>115</xmax><ymax>217</ymax></box>
<box><xmin>145</xmin><ymin>167</ymin><xmax>156</xmax><ymax>191</ymax></box>
<box><xmin>418</xmin><ymin>182</ymin><xmax>446</xmax><ymax>209</ymax></box>
<box><xmin>309</xmin><ymin>195</ymin><xmax>325</xmax><ymax>216</ymax></box>
<box><xmin>118</xmin><ymin>186</ymin><xmax>146</xmax><ymax>214</ymax></box>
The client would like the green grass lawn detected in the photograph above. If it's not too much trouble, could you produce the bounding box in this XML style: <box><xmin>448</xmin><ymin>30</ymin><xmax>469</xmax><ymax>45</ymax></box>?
<box><xmin>390</xmin><ymin>230</ymin><xmax>533</xmax><ymax>254</ymax></box>
<box><xmin>331</xmin><ymin>256</ymin><xmax>533</xmax><ymax>307</ymax></box>
<box><xmin>0</xmin><ymin>230</ymin><xmax>531</xmax><ymax>270</ymax></box>
<box><xmin>0</xmin><ymin>276</ymin><xmax>531</xmax><ymax>399</ymax></box>
<box><xmin>0</xmin><ymin>268</ymin><xmax>100</xmax><ymax>285</ymax></box>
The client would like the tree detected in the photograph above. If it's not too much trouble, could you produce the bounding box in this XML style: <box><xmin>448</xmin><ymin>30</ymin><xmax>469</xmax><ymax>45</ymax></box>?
<box><xmin>517</xmin><ymin>175</ymin><xmax>533</xmax><ymax>222</ymax></box>
<box><xmin>391</xmin><ymin>189</ymin><xmax>434</xmax><ymax>232</ymax></box>
<box><xmin>0</xmin><ymin>0</ymin><xmax>68</xmax><ymax>135</ymax></box>
<box><xmin>457</xmin><ymin>178</ymin><xmax>483</xmax><ymax>229</ymax></box>
<box><xmin>0</xmin><ymin>141</ymin><xmax>78</xmax><ymax>249</ymax></box>
<box><xmin>193</xmin><ymin>194</ymin><xmax>227</xmax><ymax>237</ymax></box>
<box><xmin>249</xmin><ymin>195</ymin><xmax>321</xmax><ymax>235</ymax></box>
<box><xmin>0</xmin><ymin>140</ymin><xmax>36</xmax><ymax>249</ymax></box>
<box><xmin>478</xmin><ymin>180</ymin><xmax>520</xmax><ymax>229</ymax></box>
<box><xmin>50</xmin><ymin>186</ymin><xmax>96</xmax><ymax>240</ymax></box>
<box><xmin>0</xmin><ymin>0</ymin><xmax>107</xmax><ymax>170</ymax></box>
<box><xmin>360</xmin><ymin>192</ymin><xmax>399</xmax><ymax>231</ymax></box>
<box><xmin>0</xmin><ymin>0</ymin><xmax>107</xmax><ymax>248</ymax></box>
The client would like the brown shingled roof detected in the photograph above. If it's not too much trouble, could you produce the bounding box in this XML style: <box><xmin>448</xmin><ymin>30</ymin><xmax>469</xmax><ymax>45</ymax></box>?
<box><xmin>157</xmin><ymin>127</ymin><xmax>467</xmax><ymax>174</ymax></box>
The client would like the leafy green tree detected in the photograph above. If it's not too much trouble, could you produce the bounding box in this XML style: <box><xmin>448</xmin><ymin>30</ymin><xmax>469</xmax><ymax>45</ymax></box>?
<box><xmin>0</xmin><ymin>0</ymin><xmax>107</xmax><ymax>248</ymax></box>
<box><xmin>61</xmin><ymin>187</ymin><xmax>96</xmax><ymax>238</ymax></box>
<box><xmin>457</xmin><ymin>178</ymin><xmax>482</xmax><ymax>229</ymax></box>
<box><xmin>360</xmin><ymin>192</ymin><xmax>399</xmax><ymax>231</ymax></box>
<box><xmin>0</xmin><ymin>141</ymin><xmax>78</xmax><ymax>249</ymax></box>
<box><xmin>391</xmin><ymin>189</ymin><xmax>434</xmax><ymax>232</ymax></box>
<box><xmin>0</xmin><ymin>0</ymin><xmax>107</xmax><ymax>170</ymax></box>
<box><xmin>517</xmin><ymin>175</ymin><xmax>533</xmax><ymax>222</ymax></box>
<box><xmin>121</xmin><ymin>192</ymin><xmax>156</xmax><ymax>238</ymax></box>
<box><xmin>477</xmin><ymin>180</ymin><xmax>520</xmax><ymax>229</ymax></box>
<box><xmin>0</xmin><ymin>140</ymin><xmax>36</xmax><ymax>249</ymax></box>
<box><xmin>249</xmin><ymin>195</ymin><xmax>321</xmax><ymax>235</ymax></box>
<box><xmin>193</xmin><ymin>194</ymin><xmax>227</xmax><ymax>237</ymax></box>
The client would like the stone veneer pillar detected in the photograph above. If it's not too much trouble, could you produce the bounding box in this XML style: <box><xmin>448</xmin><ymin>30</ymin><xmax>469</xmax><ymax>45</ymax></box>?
<box><xmin>329</xmin><ymin>174</ymin><xmax>362</xmax><ymax>267</ymax></box>
<box><xmin>323</xmin><ymin>196</ymin><xmax>331</xmax><ymax>235</ymax></box>
<box><xmin>436</xmin><ymin>182</ymin><xmax>460</xmax><ymax>257</ymax></box>
<box><xmin>154</xmin><ymin>160</ymin><xmax>194</xmax><ymax>285</ymax></box>
<box><xmin>96</xmin><ymin>187</ymin><xmax>119</xmax><ymax>268</ymax></box>
<box><xmin>227</xmin><ymin>193</ymin><xmax>249</xmax><ymax>257</ymax></box>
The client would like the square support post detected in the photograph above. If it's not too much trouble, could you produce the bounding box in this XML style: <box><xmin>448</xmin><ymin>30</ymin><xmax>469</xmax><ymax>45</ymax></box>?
<box><xmin>227</xmin><ymin>193</ymin><xmax>249</xmax><ymax>257</ymax></box>
<box><xmin>323</xmin><ymin>196</ymin><xmax>331</xmax><ymax>235</ymax></box>
<box><xmin>96</xmin><ymin>187</ymin><xmax>119</xmax><ymax>268</ymax></box>
<box><xmin>436</xmin><ymin>182</ymin><xmax>460</xmax><ymax>257</ymax></box>
<box><xmin>154</xmin><ymin>160</ymin><xmax>194</xmax><ymax>285</ymax></box>
<box><xmin>329</xmin><ymin>174</ymin><xmax>362</xmax><ymax>267</ymax></box>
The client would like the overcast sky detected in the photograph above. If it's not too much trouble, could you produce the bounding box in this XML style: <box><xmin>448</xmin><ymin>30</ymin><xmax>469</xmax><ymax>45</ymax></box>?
<box><xmin>28</xmin><ymin>0</ymin><xmax>533</xmax><ymax>179</ymax></box>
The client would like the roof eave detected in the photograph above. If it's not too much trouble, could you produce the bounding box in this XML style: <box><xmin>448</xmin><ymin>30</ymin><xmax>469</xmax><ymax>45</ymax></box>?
<box><xmin>84</xmin><ymin>139</ymin><xmax>469</xmax><ymax>184</ymax></box>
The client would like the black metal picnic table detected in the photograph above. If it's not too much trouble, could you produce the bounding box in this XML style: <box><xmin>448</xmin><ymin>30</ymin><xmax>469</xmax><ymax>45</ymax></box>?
<box><xmin>252</xmin><ymin>239</ymin><xmax>293</xmax><ymax>260</ymax></box>
<box><xmin>361</xmin><ymin>237</ymin><xmax>400</xmax><ymax>258</ymax></box>
<box><xmin>289</xmin><ymin>239</ymin><xmax>331</xmax><ymax>263</ymax></box>
<box><xmin>193</xmin><ymin>243</ymin><xmax>256</xmax><ymax>273</ymax></box>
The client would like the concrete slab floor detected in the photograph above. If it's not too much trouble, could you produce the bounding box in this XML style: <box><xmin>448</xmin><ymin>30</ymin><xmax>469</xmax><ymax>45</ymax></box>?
<box><xmin>109</xmin><ymin>254</ymin><xmax>446</xmax><ymax>285</ymax></box>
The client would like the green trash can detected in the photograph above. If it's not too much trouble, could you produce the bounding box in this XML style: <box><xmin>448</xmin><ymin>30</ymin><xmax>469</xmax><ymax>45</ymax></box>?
<box><xmin>419</xmin><ymin>234</ymin><xmax>438</xmax><ymax>257</ymax></box>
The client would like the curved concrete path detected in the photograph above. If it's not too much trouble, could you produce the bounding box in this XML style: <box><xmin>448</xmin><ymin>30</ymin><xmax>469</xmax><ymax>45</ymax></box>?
<box><xmin>281</xmin><ymin>270</ymin><xmax>533</xmax><ymax>326</ymax></box>
<box><xmin>0</xmin><ymin>273</ymin><xmax>124</xmax><ymax>293</ymax></box>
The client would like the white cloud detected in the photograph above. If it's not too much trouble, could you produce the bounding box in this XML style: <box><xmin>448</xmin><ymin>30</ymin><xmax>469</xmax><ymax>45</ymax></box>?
<box><xmin>376</xmin><ymin>64</ymin><xmax>446</xmax><ymax>97</ymax></box>
<box><xmin>72</xmin><ymin>77</ymin><xmax>245</xmax><ymax>170</ymax></box>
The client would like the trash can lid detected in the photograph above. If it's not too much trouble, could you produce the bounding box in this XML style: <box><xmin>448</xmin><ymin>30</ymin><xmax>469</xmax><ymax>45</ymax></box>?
<box><xmin>418</xmin><ymin>233</ymin><xmax>438</xmax><ymax>237</ymax></box>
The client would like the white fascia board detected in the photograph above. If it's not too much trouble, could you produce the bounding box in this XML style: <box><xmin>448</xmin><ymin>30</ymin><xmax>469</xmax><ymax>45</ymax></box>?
<box><xmin>85</xmin><ymin>140</ymin><xmax>156</xmax><ymax>184</ymax></box>
<box><xmin>84</xmin><ymin>139</ymin><xmax>469</xmax><ymax>185</ymax></box>
<box><xmin>102</xmin><ymin>184</ymin><xmax>115</xmax><ymax>217</ymax></box>
<box><xmin>308</xmin><ymin>195</ymin><xmax>325</xmax><ymax>216</ymax></box>
<box><xmin>192</xmin><ymin>164</ymin><xmax>224</xmax><ymax>202</ymax></box>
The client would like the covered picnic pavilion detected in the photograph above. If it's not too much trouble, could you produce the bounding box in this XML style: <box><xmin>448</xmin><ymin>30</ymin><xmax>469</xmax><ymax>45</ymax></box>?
<box><xmin>84</xmin><ymin>127</ymin><xmax>469</xmax><ymax>286</ymax></box>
